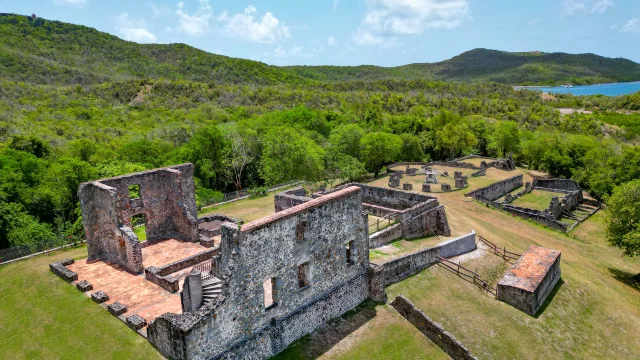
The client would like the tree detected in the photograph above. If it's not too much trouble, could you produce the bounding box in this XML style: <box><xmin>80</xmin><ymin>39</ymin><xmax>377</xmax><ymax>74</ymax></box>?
<box><xmin>221</xmin><ymin>125</ymin><xmax>258</xmax><ymax>190</ymax></box>
<box><xmin>360</xmin><ymin>132</ymin><xmax>402</xmax><ymax>177</ymax></box>
<box><xmin>605</xmin><ymin>180</ymin><xmax>640</xmax><ymax>278</ymax></box>
<box><xmin>260</xmin><ymin>127</ymin><xmax>325</xmax><ymax>184</ymax></box>
<box><xmin>435</xmin><ymin>123</ymin><xmax>478</xmax><ymax>159</ymax></box>
<box><xmin>399</xmin><ymin>134</ymin><xmax>425</xmax><ymax>161</ymax></box>
<box><xmin>329</xmin><ymin>124</ymin><xmax>365</xmax><ymax>159</ymax></box>
<box><xmin>173</xmin><ymin>125</ymin><xmax>227</xmax><ymax>189</ymax></box>
<box><xmin>490</xmin><ymin>121</ymin><xmax>520</xmax><ymax>157</ymax></box>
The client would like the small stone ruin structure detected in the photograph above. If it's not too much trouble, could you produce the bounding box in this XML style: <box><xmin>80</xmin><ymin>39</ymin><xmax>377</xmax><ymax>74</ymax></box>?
<box><xmin>403</xmin><ymin>183</ymin><xmax>413</xmax><ymax>190</ymax></box>
<box><xmin>441</xmin><ymin>184</ymin><xmax>451</xmax><ymax>192</ymax></box>
<box><xmin>497</xmin><ymin>246</ymin><xmax>561</xmax><ymax>315</ymax></box>
<box><xmin>422</xmin><ymin>184</ymin><xmax>431</xmax><ymax>193</ymax></box>
<box><xmin>277</xmin><ymin>184</ymin><xmax>451</xmax><ymax>250</ymax></box>
<box><xmin>425</xmin><ymin>170</ymin><xmax>438</xmax><ymax>184</ymax></box>
<box><xmin>405</xmin><ymin>165</ymin><xmax>417</xmax><ymax>176</ymax></box>
<box><xmin>455</xmin><ymin>178</ymin><xmax>465</xmax><ymax>189</ymax></box>
<box><xmin>78</xmin><ymin>164</ymin><xmax>199</xmax><ymax>274</ymax></box>
<box><xmin>388</xmin><ymin>176</ymin><xmax>400</xmax><ymax>188</ymax></box>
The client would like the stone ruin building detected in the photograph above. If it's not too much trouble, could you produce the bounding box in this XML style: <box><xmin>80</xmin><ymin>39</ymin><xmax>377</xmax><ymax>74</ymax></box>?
<box><xmin>465</xmin><ymin>175</ymin><xmax>600</xmax><ymax>232</ymax></box>
<box><xmin>497</xmin><ymin>246</ymin><xmax>561</xmax><ymax>315</ymax></box>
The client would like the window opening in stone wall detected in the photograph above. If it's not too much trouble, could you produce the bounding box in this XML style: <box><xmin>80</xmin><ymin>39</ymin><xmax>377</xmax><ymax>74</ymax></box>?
<box><xmin>128</xmin><ymin>184</ymin><xmax>141</xmax><ymax>199</ymax></box>
<box><xmin>263</xmin><ymin>277</ymin><xmax>280</xmax><ymax>309</ymax></box>
<box><xmin>296</xmin><ymin>220</ymin><xmax>308</xmax><ymax>242</ymax></box>
<box><xmin>131</xmin><ymin>213</ymin><xmax>147</xmax><ymax>241</ymax></box>
<box><xmin>298</xmin><ymin>262</ymin><xmax>310</xmax><ymax>288</ymax></box>
<box><xmin>345</xmin><ymin>241</ymin><xmax>355</xmax><ymax>265</ymax></box>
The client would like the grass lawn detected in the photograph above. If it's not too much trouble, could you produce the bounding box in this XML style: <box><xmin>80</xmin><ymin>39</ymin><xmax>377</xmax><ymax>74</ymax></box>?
<box><xmin>272</xmin><ymin>301</ymin><xmax>448</xmax><ymax>360</ymax></box>
<box><xmin>133</xmin><ymin>225</ymin><xmax>147</xmax><ymax>241</ymax></box>
<box><xmin>0</xmin><ymin>247</ymin><xmax>162</xmax><ymax>360</ymax></box>
<box><xmin>511</xmin><ymin>189</ymin><xmax>565</xmax><ymax>210</ymax></box>
<box><xmin>199</xmin><ymin>192</ymin><xmax>279</xmax><ymax>222</ymax></box>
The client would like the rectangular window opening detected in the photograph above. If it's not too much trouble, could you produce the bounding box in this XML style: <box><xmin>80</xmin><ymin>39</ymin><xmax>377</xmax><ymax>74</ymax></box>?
<box><xmin>128</xmin><ymin>184</ymin><xmax>141</xmax><ymax>200</ymax></box>
<box><xmin>263</xmin><ymin>277</ymin><xmax>280</xmax><ymax>309</ymax></box>
<box><xmin>298</xmin><ymin>262</ymin><xmax>310</xmax><ymax>289</ymax></box>
<box><xmin>346</xmin><ymin>241</ymin><xmax>355</xmax><ymax>265</ymax></box>
<box><xmin>296</xmin><ymin>220</ymin><xmax>307</xmax><ymax>242</ymax></box>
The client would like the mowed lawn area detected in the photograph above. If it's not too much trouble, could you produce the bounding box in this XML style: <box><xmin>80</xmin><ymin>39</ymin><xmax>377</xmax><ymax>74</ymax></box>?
<box><xmin>511</xmin><ymin>189</ymin><xmax>565</xmax><ymax>210</ymax></box>
<box><xmin>0</xmin><ymin>247</ymin><xmax>162</xmax><ymax>360</ymax></box>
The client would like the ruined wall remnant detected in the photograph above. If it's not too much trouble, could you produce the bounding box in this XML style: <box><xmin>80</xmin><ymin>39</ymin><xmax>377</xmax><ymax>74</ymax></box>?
<box><xmin>391</xmin><ymin>296</ymin><xmax>479</xmax><ymax>360</ymax></box>
<box><xmin>388</xmin><ymin>177</ymin><xmax>400</xmax><ymax>188</ymax></box>
<box><xmin>533</xmin><ymin>178</ymin><xmax>581</xmax><ymax>192</ymax></box>
<box><xmin>369</xmin><ymin>224</ymin><xmax>403</xmax><ymax>248</ymax></box>
<box><xmin>403</xmin><ymin>183</ymin><xmax>413</xmax><ymax>190</ymax></box>
<box><xmin>441</xmin><ymin>184</ymin><xmax>451</xmax><ymax>192</ymax></box>
<box><xmin>274</xmin><ymin>187</ymin><xmax>311</xmax><ymax>212</ymax></box>
<box><xmin>78</xmin><ymin>164</ymin><xmax>199</xmax><ymax>274</ymax></box>
<box><xmin>148</xmin><ymin>186</ymin><xmax>372</xmax><ymax>360</ymax></box>
<box><xmin>497</xmin><ymin>246</ymin><xmax>561</xmax><ymax>316</ymax></box>
<box><xmin>465</xmin><ymin>175</ymin><xmax>523</xmax><ymax>202</ymax></box>
<box><xmin>422</xmin><ymin>184</ymin><xmax>431</xmax><ymax>192</ymax></box>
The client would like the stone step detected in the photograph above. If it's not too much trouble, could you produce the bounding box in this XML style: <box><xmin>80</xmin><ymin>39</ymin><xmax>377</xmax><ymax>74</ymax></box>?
<box><xmin>203</xmin><ymin>290</ymin><xmax>221</xmax><ymax>296</ymax></box>
<box><xmin>203</xmin><ymin>284</ymin><xmax>222</xmax><ymax>291</ymax></box>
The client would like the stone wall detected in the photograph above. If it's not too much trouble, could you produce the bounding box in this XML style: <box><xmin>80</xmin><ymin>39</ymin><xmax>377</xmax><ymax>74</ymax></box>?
<box><xmin>436</xmin><ymin>231</ymin><xmax>476</xmax><ymax>259</ymax></box>
<box><xmin>534</xmin><ymin>178</ymin><xmax>581</xmax><ymax>192</ymax></box>
<box><xmin>465</xmin><ymin>175</ymin><xmax>523</xmax><ymax>202</ymax></box>
<box><xmin>501</xmin><ymin>204</ymin><xmax>568</xmax><ymax>231</ymax></box>
<box><xmin>369</xmin><ymin>223</ymin><xmax>403</xmax><ymax>248</ymax></box>
<box><xmin>391</xmin><ymin>296</ymin><xmax>478</xmax><ymax>360</ymax></box>
<box><xmin>274</xmin><ymin>187</ymin><xmax>312</xmax><ymax>212</ymax></box>
<box><xmin>380</xmin><ymin>247</ymin><xmax>440</xmax><ymax>286</ymax></box>
<box><xmin>145</xmin><ymin>248</ymin><xmax>219</xmax><ymax>293</ymax></box>
<box><xmin>78</xmin><ymin>164</ymin><xmax>199</xmax><ymax>273</ymax></box>
<box><xmin>401</xmin><ymin>204</ymin><xmax>451</xmax><ymax>239</ymax></box>
<box><xmin>148</xmin><ymin>186</ymin><xmax>371</xmax><ymax>360</ymax></box>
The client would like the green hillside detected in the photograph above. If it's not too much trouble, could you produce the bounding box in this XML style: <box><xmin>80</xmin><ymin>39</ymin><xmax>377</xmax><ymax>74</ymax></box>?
<box><xmin>2</xmin><ymin>13</ymin><xmax>640</xmax><ymax>86</ymax></box>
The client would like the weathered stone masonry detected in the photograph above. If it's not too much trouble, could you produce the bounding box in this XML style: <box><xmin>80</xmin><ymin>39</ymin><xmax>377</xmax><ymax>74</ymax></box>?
<box><xmin>148</xmin><ymin>186</ymin><xmax>372</xmax><ymax>360</ymax></box>
<box><xmin>78</xmin><ymin>164</ymin><xmax>198</xmax><ymax>273</ymax></box>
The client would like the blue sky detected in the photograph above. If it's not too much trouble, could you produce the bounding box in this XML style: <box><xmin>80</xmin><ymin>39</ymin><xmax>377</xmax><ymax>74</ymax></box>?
<box><xmin>2</xmin><ymin>0</ymin><xmax>640</xmax><ymax>66</ymax></box>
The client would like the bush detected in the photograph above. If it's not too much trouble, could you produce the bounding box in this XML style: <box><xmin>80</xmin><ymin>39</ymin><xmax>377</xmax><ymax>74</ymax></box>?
<box><xmin>248</xmin><ymin>186</ymin><xmax>269</xmax><ymax>198</ymax></box>
<box><xmin>196</xmin><ymin>188</ymin><xmax>224</xmax><ymax>208</ymax></box>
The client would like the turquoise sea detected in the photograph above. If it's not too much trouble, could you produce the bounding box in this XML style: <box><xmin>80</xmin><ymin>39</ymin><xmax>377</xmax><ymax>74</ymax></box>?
<box><xmin>516</xmin><ymin>81</ymin><xmax>640</xmax><ymax>96</ymax></box>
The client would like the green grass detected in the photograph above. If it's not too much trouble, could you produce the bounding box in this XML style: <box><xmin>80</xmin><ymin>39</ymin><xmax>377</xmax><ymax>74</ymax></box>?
<box><xmin>511</xmin><ymin>189</ymin><xmax>564</xmax><ymax>210</ymax></box>
<box><xmin>0</xmin><ymin>247</ymin><xmax>162</xmax><ymax>360</ymax></box>
<box><xmin>133</xmin><ymin>225</ymin><xmax>147</xmax><ymax>241</ymax></box>
<box><xmin>272</xmin><ymin>301</ymin><xmax>448</xmax><ymax>360</ymax></box>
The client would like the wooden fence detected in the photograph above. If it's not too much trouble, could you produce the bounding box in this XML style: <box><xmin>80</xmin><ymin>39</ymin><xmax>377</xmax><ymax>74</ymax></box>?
<box><xmin>438</xmin><ymin>256</ymin><xmax>497</xmax><ymax>296</ymax></box>
<box><xmin>478</xmin><ymin>235</ymin><xmax>521</xmax><ymax>262</ymax></box>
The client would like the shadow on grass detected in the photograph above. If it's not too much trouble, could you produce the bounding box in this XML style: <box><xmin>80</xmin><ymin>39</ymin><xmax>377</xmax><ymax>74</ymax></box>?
<box><xmin>271</xmin><ymin>299</ymin><xmax>379</xmax><ymax>360</ymax></box>
<box><xmin>534</xmin><ymin>278</ymin><xmax>565</xmax><ymax>318</ymax></box>
<box><xmin>608</xmin><ymin>267</ymin><xmax>640</xmax><ymax>293</ymax></box>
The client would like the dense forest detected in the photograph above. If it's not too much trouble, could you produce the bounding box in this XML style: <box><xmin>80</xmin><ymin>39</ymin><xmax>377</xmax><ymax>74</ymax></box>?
<box><xmin>2</xmin><ymin>13</ymin><xmax>640</xmax><ymax>256</ymax></box>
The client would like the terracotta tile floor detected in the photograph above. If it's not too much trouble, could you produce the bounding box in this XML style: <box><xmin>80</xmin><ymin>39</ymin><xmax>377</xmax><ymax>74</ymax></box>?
<box><xmin>67</xmin><ymin>238</ymin><xmax>209</xmax><ymax>326</ymax></box>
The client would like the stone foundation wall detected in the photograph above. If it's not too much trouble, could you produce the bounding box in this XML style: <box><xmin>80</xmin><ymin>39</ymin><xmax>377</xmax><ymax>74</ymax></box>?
<box><xmin>391</xmin><ymin>296</ymin><xmax>478</xmax><ymax>360</ymax></box>
<box><xmin>436</xmin><ymin>231</ymin><xmax>476</xmax><ymax>259</ymax></box>
<box><xmin>145</xmin><ymin>248</ymin><xmax>219</xmax><ymax>293</ymax></box>
<box><xmin>534</xmin><ymin>178</ymin><xmax>581</xmax><ymax>192</ymax></box>
<box><xmin>465</xmin><ymin>175</ymin><xmax>523</xmax><ymax>201</ymax></box>
<box><xmin>501</xmin><ymin>204</ymin><xmax>568</xmax><ymax>231</ymax></box>
<box><xmin>380</xmin><ymin>247</ymin><xmax>440</xmax><ymax>286</ymax></box>
<box><xmin>369</xmin><ymin>223</ymin><xmax>403</xmax><ymax>248</ymax></box>
<box><xmin>402</xmin><ymin>205</ymin><xmax>451</xmax><ymax>239</ymax></box>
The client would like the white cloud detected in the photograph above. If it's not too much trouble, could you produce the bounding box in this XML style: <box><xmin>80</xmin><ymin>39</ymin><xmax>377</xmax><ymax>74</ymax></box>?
<box><xmin>613</xmin><ymin>18</ymin><xmax>640</xmax><ymax>33</ymax></box>
<box><xmin>219</xmin><ymin>5</ymin><xmax>290</xmax><ymax>43</ymax></box>
<box><xmin>591</xmin><ymin>0</ymin><xmax>614</xmax><ymax>14</ymax></box>
<box><xmin>353</xmin><ymin>28</ymin><xmax>398</xmax><ymax>48</ymax></box>
<box><xmin>353</xmin><ymin>0</ymin><xmax>470</xmax><ymax>46</ymax></box>
<box><xmin>564</xmin><ymin>0</ymin><xmax>614</xmax><ymax>15</ymax></box>
<box><xmin>55</xmin><ymin>0</ymin><xmax>87</xmax><ymax>6</ymax></box>
<box><xmin>176</xmin><ymin>0</ymin><xmax>212</xmax><ymax>36</ymax></box>
<box><xmin>115</xmin><ymin>13</ymin><xmax>157</xmax><ymax>43</ymax></box>
<box><xmin>328</xmin><ymin>36</ymin><xmax>337</xmax><ymax>46</ymax></box>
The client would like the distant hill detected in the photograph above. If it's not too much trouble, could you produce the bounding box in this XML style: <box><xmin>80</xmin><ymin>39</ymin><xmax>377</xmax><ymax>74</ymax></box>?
<box><xmin>2</xmin><ymin>13</ymin><xmax>640</xmax><ymax>86</ymax></box>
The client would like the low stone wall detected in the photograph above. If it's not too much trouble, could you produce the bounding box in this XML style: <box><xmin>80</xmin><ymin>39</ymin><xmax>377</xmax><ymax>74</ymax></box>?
<box><xmin>197</xmin><ymin>214</ymin><xmax>242</xmax><ymax>237</ymax></box>
<box><xmin>471</xmin><ymin>168</ymin><xmax>486</xmax><ymax>177</ymax></box>
<box><xmin>369</xmin><ymin>223</ymin><xmax>403</xmax><ymax>248</ymax></box>
<box><xmin>501</xmin><ymin>204</ymin><xmax>568</xmax><ymax>232</ymax></box>
<box><xmin>49</xmin><ymin>259</ymin><xmax>77</xmax><ymax>282</ymax></box>
<box><xmin>391</xmin><ymin>296</ymin><xmax>478</xmax><ymax>360</ymax></box>
<box><xmin>381</xmin><ymin>247</ymin><xmax>440</xmax><ymax>286</ymax></box>
<box><xmin>119</xmin><ymin>226</ymin><xmax>144</xmax><ymax>274</ymax></box>
<box><xmin>402</xmin><ymin>205</ymin><xmax>451</xmax><ymax>239</ymax></box>
<box><xmin>465</xmin><ymin>175</ymin><xmax>523</xmax><ymax>201</ymax></box>
<box><xmin>436</xmin><ymin>231</ymin><xmax>476</xmax><ymax>259</ymax></box>
<box><xmin>534</xmin><ymin>178</ymin><xmax>581</xmax><ymax>192</ymax></box>
<box><xmin>145</xmin><ymin>248</ymin><xmax>218</xmax><ymax>293</ymax></box>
